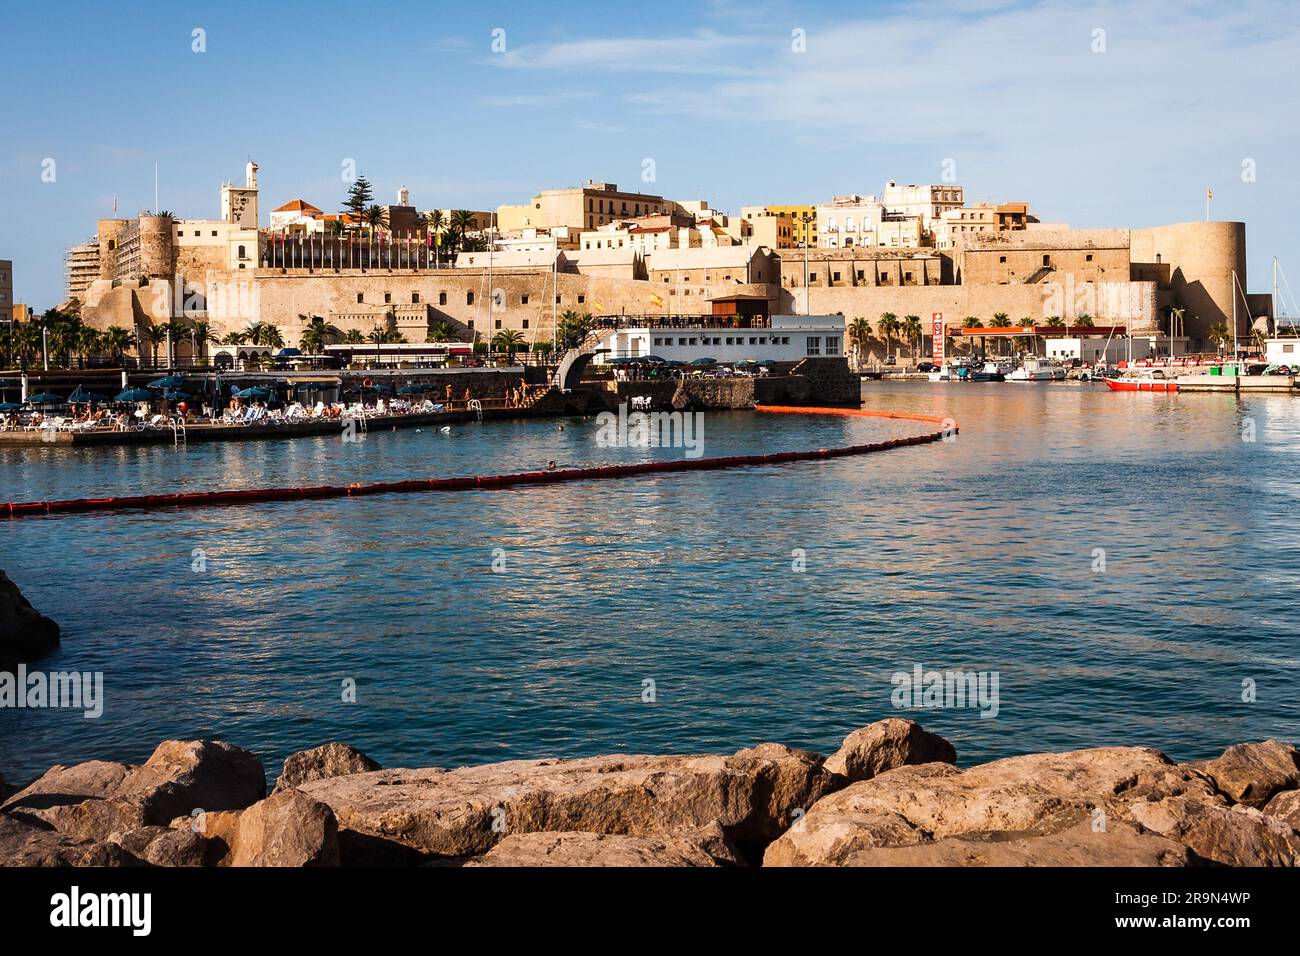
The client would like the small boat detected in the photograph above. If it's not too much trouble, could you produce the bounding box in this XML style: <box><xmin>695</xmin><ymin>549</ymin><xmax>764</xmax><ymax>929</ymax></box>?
<box><xmin>1104</xmin><ymin>368</ymin><xmax>1178</xmax><ymax>392</ymax></box>
<box><xmin>1007</xmin><ymin>358</ymin><xmax>1067</xmax><ymax>382</ymax></box>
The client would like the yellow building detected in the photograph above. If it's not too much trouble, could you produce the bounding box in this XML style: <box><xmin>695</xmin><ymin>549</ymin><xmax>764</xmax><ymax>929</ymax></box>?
<box><xmin>758</xmin><ymin>204</ymin><xmax>817</xmax><ymax>247</ymax></box>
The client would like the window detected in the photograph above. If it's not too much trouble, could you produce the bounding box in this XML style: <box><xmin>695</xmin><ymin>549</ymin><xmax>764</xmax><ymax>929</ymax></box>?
<box><xmin>411</xmin><ymin>292</ymin><xmax>420</xmax><ymax>303</ymax></box>
<box><xmin>521</xmin><ymin>294</ymin><xmax>529</xmax><ymax>305</ymax></box>
<box><xmin>211</xmin><ymin>230</ymin><xmax>218</xmax><ymax>237</ymax></box>
<box><xmin>577</xmin><ymin>295</ymin><xmax>585</xmax><ymax>304</ymax></box>
<box><xmin>495</xmin><ymin>319</ymin><xmax>502</xmax><ymax>329</ymax></box>
<box><xmin>467</xmin><ymin>291</ymin><xmax>474</xmax><ymax>305</ymax></box>
<box><xmin>355</xmin><ymin>293</ymin><xmax>363</xmax><ymax>303</ymax></box>
<box><xmin>1042</xmin><ymin>255</ymin><xmax>1051</xmax><ymax>266</ymax></box>
<box><xmin>825</xmin><ymin>336</ymin><xmax>841</xmax><ymax>353</ymax></box>
<box><xmin>522</xmin><ymin>319</ymin><xmax>529</xmax><ymax>329</ymax></box>
<box><xmin>806</xmin><ymin>336</ymin><xmax>822</xmax><ymax>356</ymax></box>
<box><xmin>383</xmin><ymin>292</ymin><xmax>392</xmax><ymax>304</ymax></box>
<box><xmin>237</xmin><ymin>245</ymin><xmax>247</xmax><ymax>259</ymax></box>
<box><xmin>556</xmin><ymin>294</ymin><xmax>562</xmax><ymax>304</ymax></box>
<box><xmin>439</xmin><ymin>292</ymin><xmax>447</xmax><ymax>305</ymax></box>
<box><xmin>999</xmin><ymin>255</ymin><xmax>1007</xmax><ymax>263</ymax></box>
<box><xmin>468</xmin><ymin>319</ymin><xmax>474</xmax><ymax>329</ymax></box>
<box><xmin>1284</xmin><ymin>344</ymin><xmax>1294</xmax><ymax>354</ymax></box>
<box><xmin>678</xmin><ymin>337</ymin><xmax>688</xmax><ymax>345</ymax></box>
<box><xmin>833</xmin><ymin>271</ymin><xmax>841</xmax><ymax>282</ymax></box>
<box><xmin>1085</xmin><ymin>254</ymin><xmax>1093</xmax><ymax>262</ymax></box>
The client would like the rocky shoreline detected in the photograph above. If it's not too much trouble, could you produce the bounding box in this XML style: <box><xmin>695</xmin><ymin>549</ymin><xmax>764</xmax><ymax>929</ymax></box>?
<box><xmin>2</xmin><ymin>721</ymin><xmax>1298</xmax><ymax>867</ymax></box>
<box><xmin>0</xmin><ymin>570</ymin><xmax>60</xmax><ymax>672</ymax></box>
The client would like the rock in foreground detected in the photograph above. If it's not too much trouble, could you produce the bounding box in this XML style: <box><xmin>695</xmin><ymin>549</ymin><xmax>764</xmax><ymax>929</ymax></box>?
<box><xmin>0</xmin><ymin>569</ymin><xmax>60</xmax><ymax>671</ymax></box>
<box><xmin>3</xmin><ymin>726</ymin><xmax>1298</xmax><ymax>867</ymax></box>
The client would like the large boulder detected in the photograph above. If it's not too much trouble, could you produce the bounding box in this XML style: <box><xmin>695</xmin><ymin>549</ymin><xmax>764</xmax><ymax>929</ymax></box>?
<box><xmin>823</xmin><ymin>719</ymin><xmax>956</xmax><ymax>782</ymax></box>
<box><xmin>468</xmin><ymin>822</ymin><xmax>745</xmax><ymax>867</ymax></box>
<box><xmin>0</xmin><ymin>815</ymin><xmax>139</xmax><ymax>867</ymax></box>
<box><xmin>1</xmin><ymin>760</ymin><xmax>132</xmax><ymax>812</ymax></box>
<box><xmin>0</xmin><ymin>570</ymin><xmax>61</xmax><ymax>670</ymax></box>
<box><xmin>193</xmin><ymin>790</ymin><xmax>339</xmax><ymax>867</ymax></box>
<box><xmin>837</xmin><ymin>817</ymin><xmax>1189</xmax><ymax>867</ymax></box>
<box><xmin>1125</xmin><ymin>797</ymin><xmax>1300</xmax><ymax>866</ymax></box>
<box><xmin>111</xmin><ymin>740</ymin><xmax>266</xmax><ymax>824</ymax></box>
<box><xmin>765</xmin><ymin>747</ymin><xmax>1215</xmax><ymax>866</ymax></box>
<box><xmin>273</xmin><ymin>743</ymin><xmax>380</xmax><ymax>794</ymax></box>
<box><xmin>1263</xmin><ymin>790</ymin><xmax>1300</xmax><ymax>829</ymax></box>
<box><xmin>109</xmin><ymin>826</ymin><xmax>209</xmax><ymax>867</ymax></box>
<box><xmin>300</xmin><ymin>743</ymin><xmax>835</xmax><ymax>864</ymax></box>
<box><xmin>1196</xmin><ymin>741</ymin><xmax>1300</xmax><ymax>809</ymax></box>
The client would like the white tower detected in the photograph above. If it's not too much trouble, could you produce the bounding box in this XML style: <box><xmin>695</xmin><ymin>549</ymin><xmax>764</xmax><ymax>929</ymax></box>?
<box><xmin>221</xmin><ymin>160</ymin><xmax>260</xmax><ymax>228</ymax></box>
<box><xmin>397</xmin><ymin>185</ymin><xmax>410</xmax><ymax>206</ymax></box>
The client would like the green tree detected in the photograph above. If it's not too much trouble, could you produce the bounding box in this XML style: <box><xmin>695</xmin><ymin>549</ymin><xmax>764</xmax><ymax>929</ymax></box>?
<box><xmin>342</xmin><ymin>329</ymin><xmax>365</xmax><ymax>345</ymax></box>
<box><xmin>1074</xmin><ymin>314</ymin><xmax>1095</xmax><ymax>329</ymax></box>
<box><xmin>188</xmin><ymin>319</ymin><xmax>218</xmax><ymax>361</ymax></box>
<box><xmin>427</xmin><ymin>320</ymin><xmax>456</xmax><ymax>343</ymax></box>
<box><xmin>877</xmin><ymin>312</ymin><xmax>899</xmax><ymax>359</ymax></box>
<box><xmin>1208</xmin><ymin>322</ymin><xmax>1231</xmax><ymax>355</ymax></box>
<box><xmin>299</xmin><ymin>316</ymin><xmax>342</xmax><ymax>353</ymax></box>
<box><xmin>492</xmin><ymin>328</ymin><xmax>525</xmax><ymax>361</ymax></box>
<box><xmin>102</xmin><ymin>326</ymin><xmax>135</xmax><ymax>365</ymax></box>
<box><xmin>344</xmin><ymin>175</ymin><xmax>374</xmax><ymax>220</ymax></box>
<box><xmin>847</xmin><ymin>317</ymin><xmax>872</xmax><ymax>368</ymax></box>
<box><xmin>902</xmin><ymin>315</ymin><xmax>923</xmax><ymax>358</ymax></box>
<box><xmin>142</xmin><ymin>324</ymin><xmax>168</xmax><ymax>368</ymax></box>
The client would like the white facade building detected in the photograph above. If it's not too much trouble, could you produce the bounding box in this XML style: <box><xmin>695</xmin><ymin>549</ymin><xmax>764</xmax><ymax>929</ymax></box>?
<box><xmin>596</xmin><ymin>314</ymin><xmax>844</xmax><ymax>364</ymax></box>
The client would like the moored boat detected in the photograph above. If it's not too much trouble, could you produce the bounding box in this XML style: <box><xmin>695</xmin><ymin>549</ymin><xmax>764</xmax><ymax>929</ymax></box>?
<box><xmin>1104</xmin><ymin>368</ymin><xmax>1178</xmax><ymax>392</ymax></box>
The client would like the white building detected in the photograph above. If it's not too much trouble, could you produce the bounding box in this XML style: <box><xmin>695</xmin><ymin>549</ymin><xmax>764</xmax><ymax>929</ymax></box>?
<box><xmin>1264</xmin><ymin>337</ymin><xmax>1300</xmax><ymax>366</ymax></box>
<box><xmin>1042</xmin><ymin>336</ymin><xmax>1129</xmax><ymax>365</ymax></box>
<box><xmin>596</xmin><ymin>314</ymin><xmax>844</xmax><ymax>365</ymax></box>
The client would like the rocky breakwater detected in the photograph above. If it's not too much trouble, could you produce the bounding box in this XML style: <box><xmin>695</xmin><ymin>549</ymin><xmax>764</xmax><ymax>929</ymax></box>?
<box><xmin>2</xmin><ymin>722</ymin><xmax>1298</xmax><ymax>866</ymax></box>
<box><xmin>0</xmin><ymin>570</ymin><xmax>60</xmax><ymax>672</ymax></box>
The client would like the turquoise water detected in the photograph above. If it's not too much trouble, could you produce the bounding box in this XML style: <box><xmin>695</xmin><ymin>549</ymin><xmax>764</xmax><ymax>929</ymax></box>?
<box><xmin>2</xmin><ymin>382</ymin><xmax>1298</xmax><ymax>782</ymax></box>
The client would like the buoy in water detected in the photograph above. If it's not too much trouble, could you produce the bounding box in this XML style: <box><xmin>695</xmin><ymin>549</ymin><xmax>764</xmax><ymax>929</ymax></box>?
<box><xmin>440</xmin><ymin>426</ymin><xmax>451</xmax><ymax>434</ymax></box>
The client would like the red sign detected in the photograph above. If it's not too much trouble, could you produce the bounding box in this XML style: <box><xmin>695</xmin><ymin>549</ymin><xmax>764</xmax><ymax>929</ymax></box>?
<box><xmin>931</xmin><ymin>312</ymin><xmax>945</xmax><ymax>365</ymax></box>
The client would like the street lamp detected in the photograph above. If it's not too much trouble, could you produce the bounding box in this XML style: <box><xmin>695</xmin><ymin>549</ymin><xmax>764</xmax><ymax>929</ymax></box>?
<box><xmin>798</xmin><ymin>212</ymin><xmax>816</xmax><ymax>316</ymax></box>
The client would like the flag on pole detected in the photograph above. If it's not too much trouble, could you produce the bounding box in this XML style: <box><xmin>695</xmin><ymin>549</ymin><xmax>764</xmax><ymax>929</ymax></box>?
<box><xmin>650</xmin><ymin>293</ymin><xmax>664</xmax><ymax>307</ymax></box>
<box><xmin>1207</xmin><ymin>189</ymin><xmax>1213</xmax><ymax>199</ymax></box>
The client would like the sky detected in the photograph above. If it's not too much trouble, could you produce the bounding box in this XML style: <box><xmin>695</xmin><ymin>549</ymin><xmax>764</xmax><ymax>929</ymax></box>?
<box><xmin>1</xmin><ymin>0</ymin><xmax>1297</xmax><ymax>309</ymax></box>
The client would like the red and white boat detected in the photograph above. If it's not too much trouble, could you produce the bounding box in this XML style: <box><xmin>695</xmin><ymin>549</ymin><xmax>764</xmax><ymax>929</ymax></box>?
<box><xmin>1104</xmin><ymin>368</ymin><xmax>1178</xmax><ymax>392</ymax></box>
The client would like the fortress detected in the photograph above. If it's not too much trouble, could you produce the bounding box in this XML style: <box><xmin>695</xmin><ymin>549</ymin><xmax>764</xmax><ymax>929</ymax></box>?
<box><xmin>74</xmin><ymin>164</ymin><xmax>1270</xmax><ymax>361</ymax></box>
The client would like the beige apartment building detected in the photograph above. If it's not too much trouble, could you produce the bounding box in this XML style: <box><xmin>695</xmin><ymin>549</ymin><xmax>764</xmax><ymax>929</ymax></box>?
<box><xmin>0</xmin><ymin>259</ymin><xmax>12</xmax><ymax>328</ymax></box>
<box><xmin>739</xmin><ymin>207</ymin><xmax>796</xmax><ymax>248</ymax></box>
<box><xmin>497</xmin><ymin>181</ymin><xmax>670</xmax><ymax>233</ymax></box>
<box><xmin>880</xmin><ymin>181</ymin><xmax>965</xmax><ymax>232</ymax></box>
<box><xmin>65</xmin><ymin>239</ymin><xmax>100</xmax><ymax>302</ymax></box>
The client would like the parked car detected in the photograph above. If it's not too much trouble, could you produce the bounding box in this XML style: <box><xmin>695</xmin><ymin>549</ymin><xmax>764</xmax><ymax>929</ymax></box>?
<box><xmin>916</xmin><ymin>361</ymin><xmax>937</xmax><ymax>373</ymax></box>
<box><xmin>884</xmin><ymin>355</ymin><xmax>897</xmax><ymax>366</ymax></box>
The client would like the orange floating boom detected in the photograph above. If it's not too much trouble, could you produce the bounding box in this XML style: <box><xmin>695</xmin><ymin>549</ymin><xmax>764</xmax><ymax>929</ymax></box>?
<box><xmin>2</xmin><ymin>406</ymin><xmax>956</xmax><ymax>520</ymax></box>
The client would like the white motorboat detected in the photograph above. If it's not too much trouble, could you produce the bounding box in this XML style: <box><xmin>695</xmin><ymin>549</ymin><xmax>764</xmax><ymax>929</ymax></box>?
<box><xmin>1007</xmin><ymin>358</ymin><xmax>1067</xmax><ymax>382</ymax></box>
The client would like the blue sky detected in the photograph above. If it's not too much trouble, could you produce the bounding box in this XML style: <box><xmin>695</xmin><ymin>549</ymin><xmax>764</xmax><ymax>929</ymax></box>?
<box><xmin>1</xmin><ymin>0</ymin><xmax>1297</xmax><ymax>308</ymax></box>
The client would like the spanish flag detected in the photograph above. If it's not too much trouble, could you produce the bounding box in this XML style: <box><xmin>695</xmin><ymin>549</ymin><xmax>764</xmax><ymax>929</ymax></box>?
<box><xmin>650</xmin><ymin>293</ymin><xmax>664</xmax><ymax>307</ymax></box>
<box><xmin>594</xmin><ymin>301</ymin><xmax>604</xmax><ymax>312</ymax></box>
<box><xmin>1207</xmin><ymin>188</ymin><xmax>1213</xmax><ymax>199</ymax></box>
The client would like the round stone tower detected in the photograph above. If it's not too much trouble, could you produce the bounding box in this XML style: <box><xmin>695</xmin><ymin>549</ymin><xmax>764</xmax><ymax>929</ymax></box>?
<box><xmin>96</xmin><ymin>219</ymin><xmax>128</xmax><ymax>279</ymax></box>
<box><xmin>1132</xmin><ymin>221</ymin><xmax>1247</xmax><ymax>345</ymax></box>
<box><xmin>138</xmin><ymin>215</ymin><xmax>175</xmax><ymax>278</ymax></box>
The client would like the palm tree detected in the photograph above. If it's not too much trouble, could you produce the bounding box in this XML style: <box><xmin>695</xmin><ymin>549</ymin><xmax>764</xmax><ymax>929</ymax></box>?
<box><xmin>962</xmin><ymin>316</ymin><xmax>984</xmax><ymax>356</ymax></box>
<box><xmin>847</xmin><ymin>317</ymin><xmax>872</xmax><ymax>369</ymax></box>
<box><xmin>1208</xmin><ymin>322</ymin><xmax>1231</xmax><ymax>355</ymax></box>
<box><xmin>427</xmin><ymin>321</ymin><xmax>456</xmax><ymax>343</ymax></box>
<box><xmin>101</xmin><ymin>326</ymin><xmax>135</xmax><ymax>365</ymax></box>
<box><xmin>189</xmin><ymin>319</ymin><xmax>218</xmax><ymax>362</ymax></box>
<box><xmin>365</xmin><ymin>205</ymin><xmax>388</xmax><ymax>238</ymax></box>
<box><xmin>299</xmin><ymin>316</ymin><xmax>342</xmax><ymax>354</ymax></box>
<box><xmin>1074</xmin><ymin>314</ymin><xmax>1095</xmax><ymax>329</ymax></box>
<box><xmin>342</xmin><ymin>329</ymin><xmax>365</xmax><ymax>345</ymax></box>
<box><xmin>1168</xmin><ymin>306</ymin><xmax>1186</xmax><ymax>339</ymax></box>
<box><xmin>220</xmin><ymin>330</ymin><xmax>249</xmax><ymax>346</ymax></box>
<box><xmin>12</xmin><ymin>321</ymin><xmax>40</xmax><ymax>367</ymax></box>
<box><xmin>141</xmin><ymin>325</ymin><xmax>168</xmax><ymax>368</ymax></box>
<box><xmin>877</xmin><ymin>313</ymin><xmax>899</xmax><ymax>360</ymax></box>
<box><xmin>1251</xmin><ymin>326</ymin><xmax>1268</xmax><ymax>357</ymax></box>
<box><xmin>902</xmin><ymin>315</ymin><xmax>923</xmax><ymax>359</ymax></box>
<box><xmin>556</xmin><ymin>310</ymin><xmax>595</xmax><ymax>350</ymax></box>
<box><xmin>246</xmin><ymin>322</ymin><xmax>284</xmax><ymax>349</ymax></box>
<box><xmin>492</xmin><ymin>328</ymin><xmax>525</xmax><ymax>361</ymax></box>
<box><xmin>424</xmin><ymin>210</ymin><xmax>448</xmax><ymax>267</ymax></box>
<box><xmin>73</xmin><ymin>325</ymin><xmax>101</xmax><ymax>368</ymax></box>
<box><xmin>450</xmin><ymin>209</ymin><xmax>477</xmax><ymax>236</ymax></box>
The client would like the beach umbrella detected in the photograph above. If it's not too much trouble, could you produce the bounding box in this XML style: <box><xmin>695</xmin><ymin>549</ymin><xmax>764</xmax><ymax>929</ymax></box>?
<box><xmin>689</xmin><ymin>357</ymin><xmax>717</xmax><ymax>366</ymax></box>
<box><xmin>68</xmin><ymin>386</ymin><xmax>109</xmax><ymax>403</ymax></box>
<box><xmin>398</xmin><ymin>383</ymin><xmax>432</xmax><ymax>395</ymax></box>
<box><xmin>0</xmin><ymin>402</ymin><xmax>23</xmax><ymax>412</ymax></box>
<box><xmin>734</xmin><ymin>359</ymin><xmax>760</xmax><ymax>368</ymax></box>
<box><xmin>276</xmin><ymin>348</ymin><xmax>302</xmax><ymax>358</ymax></box>
<box><xmin>234</xmin><ymin>386</ymin><xmax>270</xmax><ymax>399</ymax></box>
<box><xmin>148</xmin><ymin>375</ymin><xmax>187</xmax><ymax>389</ymax></box>
<box><xmin>115</xmin><ymin>388</ymin><xmax>155</xmax><ymax>402</ymax></box>
<box><xmin>27</xmin><ymin>393</ymin><xmax>64</xmax><ymax>404</ymax></box>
